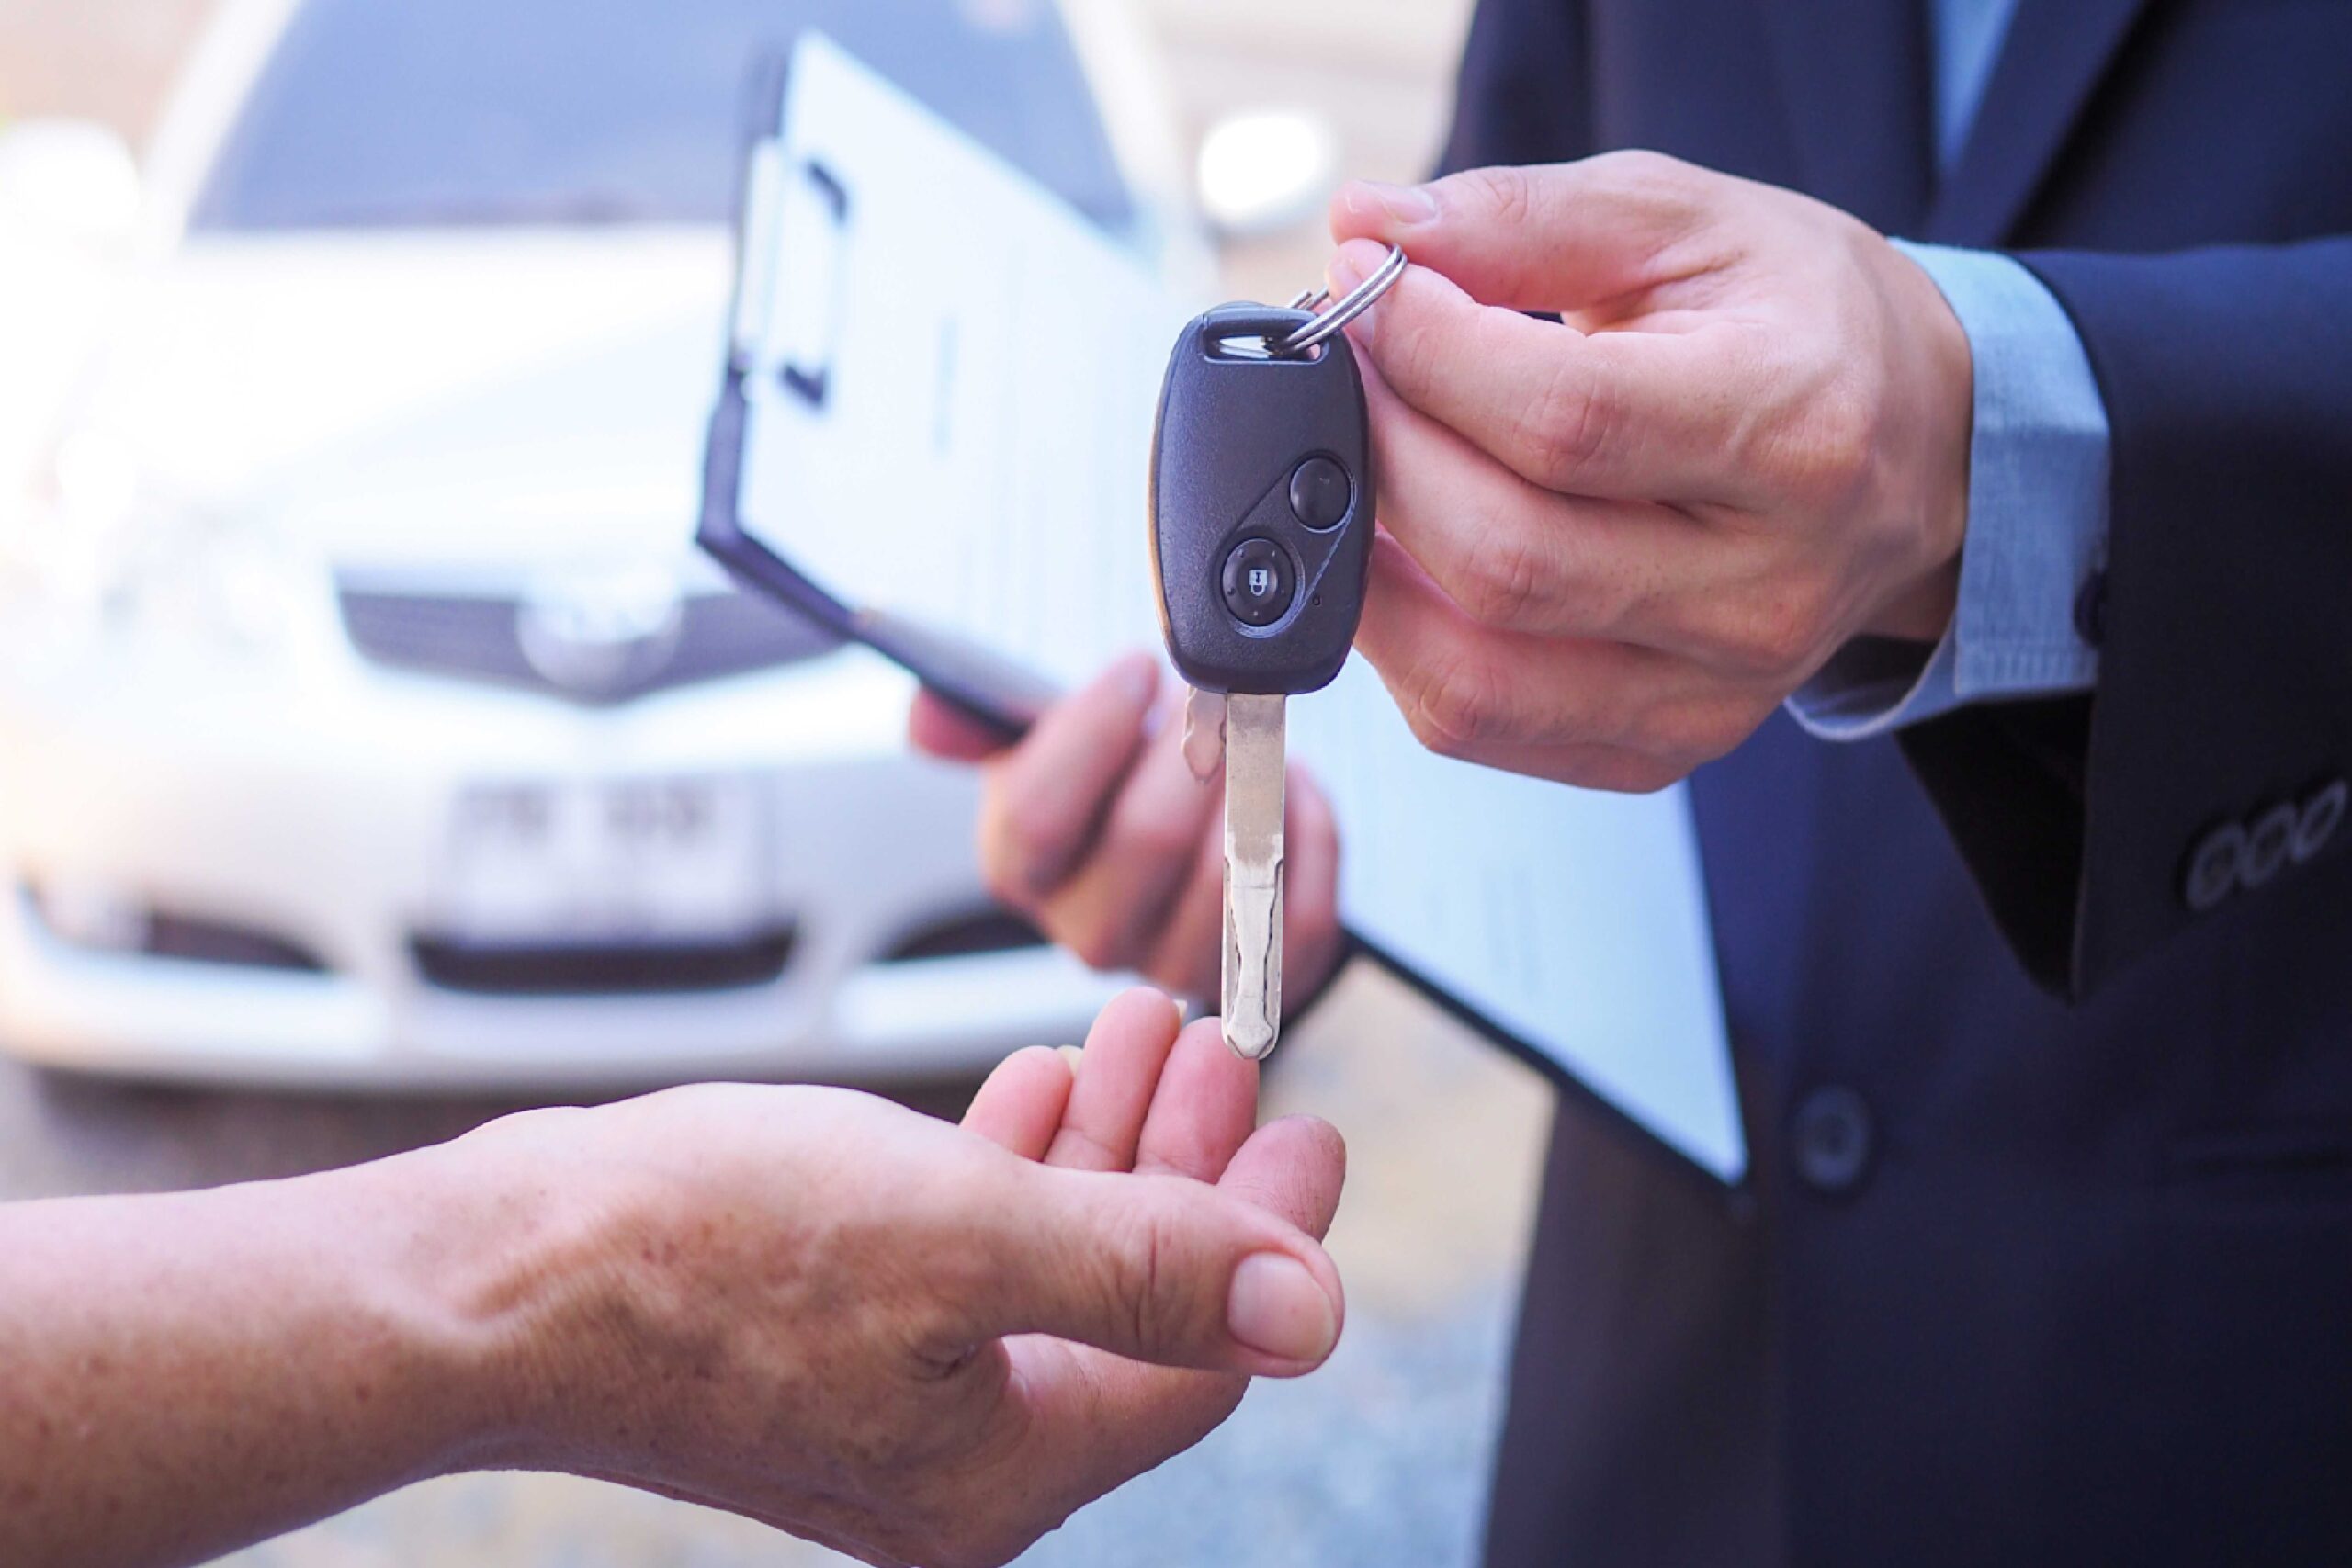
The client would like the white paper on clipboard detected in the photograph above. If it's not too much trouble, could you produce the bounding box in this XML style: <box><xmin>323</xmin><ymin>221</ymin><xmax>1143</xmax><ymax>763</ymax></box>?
<box><xmin>725</xmin><ymin>31</ymin><xmax>1748</xmax><ymax>1183</ymax></box>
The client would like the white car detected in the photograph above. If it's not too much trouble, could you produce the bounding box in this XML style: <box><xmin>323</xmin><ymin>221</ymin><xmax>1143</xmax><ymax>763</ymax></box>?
<box><xmin>0</xmin><ymin>0</ymin><xmax>1204</xmax><ymax>1089</ymax></box>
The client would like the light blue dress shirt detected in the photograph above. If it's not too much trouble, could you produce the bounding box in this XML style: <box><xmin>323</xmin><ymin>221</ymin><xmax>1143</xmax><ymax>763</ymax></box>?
<box><xmin>1784</xmin><ymin>0</ymin><xmax>2111</xmax><ymax>741</ymax></box>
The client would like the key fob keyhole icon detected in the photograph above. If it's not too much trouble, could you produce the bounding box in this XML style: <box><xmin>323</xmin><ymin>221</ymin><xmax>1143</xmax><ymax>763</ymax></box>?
<box><xmin>1221</xmin><ymin>537</ymin><xmax>1298</xmax><ymax>627</ymax></box>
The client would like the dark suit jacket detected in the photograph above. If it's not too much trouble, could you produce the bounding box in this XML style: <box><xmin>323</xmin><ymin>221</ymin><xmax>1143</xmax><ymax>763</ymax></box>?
<box><xmin>1438</xmin><ymin>4</ymin><xmax>2352</xmax><ymax>1563</ymax></box>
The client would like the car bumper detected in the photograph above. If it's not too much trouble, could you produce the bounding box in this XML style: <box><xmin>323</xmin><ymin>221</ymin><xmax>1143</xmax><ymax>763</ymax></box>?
<box><xmin>0</xmin><ymin>636</ymin><xmax>1119</xmax><ymax>1089</ymax></box>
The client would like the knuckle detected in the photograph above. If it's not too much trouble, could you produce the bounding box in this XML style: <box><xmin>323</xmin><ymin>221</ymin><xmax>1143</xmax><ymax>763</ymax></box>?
<box><xmin>1521</xmin><ymin>357</ymin><xmax>1613</xmax><ymax>489</ymax></box>
<box><xmin>1458</xmin><ymin>163</ymin><xmax>1535</xmax><ymax>229</ymax></box>
<box><xmin>1066</xmin><ymin>925</ymin><xmax>1133</xmax><ymax>975</ymax></box>
<box><xmin>1724</xmin><ymin>591</ymin><xmax>1829</xmax><ymax>678</ymax></box>
<box><xmin>1099</xmin><ymin>1201</ymin><xmax>1182</xmax><ymax>1357</ymax></box>
<box><xmin>1386</xmin><ymin>295</ymin><xmax>1447</xmax><ymax>397</ymax></box>
<box><xmin>1408</xmin><ymin>656</ymin><xmax>1514</xmax><ymax>759</ymax></box>
<box><xmin>1456</xmin><ymin>530</ymin><xmax>1552</xmax><ymax>629</ymax></box>
<box><xmin>998</xmin><ymin>795</ymin><xmax>1071</xmax><ymax>884</ymax></box>
<box><xmin>977</xmin><ymin>846</ymin><xmax>1027</xmax><ymax>910</ymax></box>
<box><xmin>1612</xmin><ymin>148</ymin><xmax>1691</xmax><ymax>196</ymax></box>
<box><xmin>1783</xmin><ymin>378</ymin><xmax>1878</xmax><ymax>502</ymax></box>
<box><xmin>1003</xmin><ymin>795</ymin><xmax>1073</xmax><ymax>864</ymax></box>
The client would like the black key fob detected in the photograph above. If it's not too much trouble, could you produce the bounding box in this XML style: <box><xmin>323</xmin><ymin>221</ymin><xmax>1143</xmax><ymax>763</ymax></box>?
<box><xmin>1149</xmin><ymin>304</ymin><xmax>1374</xmax><ymax>697</ymax></box>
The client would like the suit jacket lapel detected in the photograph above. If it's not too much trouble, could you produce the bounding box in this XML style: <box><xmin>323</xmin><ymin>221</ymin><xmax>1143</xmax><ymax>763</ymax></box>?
<box><xmin>1760</xmin><ymin>0</ymin><xmax>1935</xmax><ymax>235</ymax></box>
<box><xmin>1925</xmin><ymin>0</ymin><xmax>2154</xmax><ymax>244</ymax></box>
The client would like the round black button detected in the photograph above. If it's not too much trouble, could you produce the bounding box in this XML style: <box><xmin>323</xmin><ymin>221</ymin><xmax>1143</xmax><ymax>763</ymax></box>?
<box><xmin>1289</xmin><ymin>457</ymin><xmax>1353</xmax><ymax>531</ymax></box>
<box><xmin>2183</xmin><ymin>821</ymin><xmax>2246</xmax><ymax>913</ymax></box>
<box><xmin>1792</xmin><ymin>1086</ymin><xmax>1874</xmax><ymax>1196</ymax></box>
<box><xmin>1222</xmin><ymin>537</ymin><xmax>1297</xmax><ymax>627</ymax></box>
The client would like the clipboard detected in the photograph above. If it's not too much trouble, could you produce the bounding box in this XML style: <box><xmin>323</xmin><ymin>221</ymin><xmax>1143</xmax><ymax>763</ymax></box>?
<box><xmin>700</xmin><ymin>32</ymin><xmax>1750</xmax><ymax>1189</ymax></box>
<box><xmin>700</xmin><ymin>47</ymin><xmax>1078</xmax><ymax>742</ymax></box>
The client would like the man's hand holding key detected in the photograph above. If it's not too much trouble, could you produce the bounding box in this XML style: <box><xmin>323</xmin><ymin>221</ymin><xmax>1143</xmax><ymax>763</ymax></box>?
<box><xmin>918</xmin><ymin>151</ymin><xmax>1977</xmax><ymax>1036</ymax></box>
<box><xmin>1326</xmin><ymin>154</ymin><xmax>1975</xmax><ymax>792</ymax></box>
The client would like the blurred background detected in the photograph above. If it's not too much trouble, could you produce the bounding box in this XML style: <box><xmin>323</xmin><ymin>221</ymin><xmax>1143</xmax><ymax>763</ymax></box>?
<box><xmin>0</xmin><ymin>3</ymin><xmax>1566</xmax><ymax>1565</ymax></box>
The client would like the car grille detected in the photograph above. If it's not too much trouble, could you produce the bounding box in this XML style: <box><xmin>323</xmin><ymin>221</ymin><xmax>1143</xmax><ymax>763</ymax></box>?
<box><xmin>880</xmin><ymin>907</ymin><xmax>1046</xmax><ymax>964</ymax></box>
<box><xmin>411</xmin><ymin>928</ymin><xmax>798</xmax><ymax>996</ymax></box>
<box><xmin>22</xmin><ymin>882</ymin><xmax>330</xmax><ymax>974</ymax></box>
<box><xmin>337</xmin><ymin>584</ymin><xmax>840</xmax><ymax>705</ymax></box>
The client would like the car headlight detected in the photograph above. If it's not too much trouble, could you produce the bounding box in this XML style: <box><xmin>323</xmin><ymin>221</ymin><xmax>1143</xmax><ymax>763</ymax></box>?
<box><xmin>5</xmin><ymin>427</ymin><xmax>322</xmax><ymax>656</ymax></box>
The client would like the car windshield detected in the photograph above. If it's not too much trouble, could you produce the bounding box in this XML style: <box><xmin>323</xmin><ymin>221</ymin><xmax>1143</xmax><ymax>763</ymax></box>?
<box><xmin>189</xmin><ymin>0</ymin><xmax>1131</xmax><ymax>231</ymax></box>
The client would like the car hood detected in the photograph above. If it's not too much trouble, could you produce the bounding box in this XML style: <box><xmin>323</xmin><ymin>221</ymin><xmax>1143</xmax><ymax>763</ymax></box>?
<box><xmin>85</xmin><ymin>229</ymin><xmax>735</xmax><ymax>577</ymax></box>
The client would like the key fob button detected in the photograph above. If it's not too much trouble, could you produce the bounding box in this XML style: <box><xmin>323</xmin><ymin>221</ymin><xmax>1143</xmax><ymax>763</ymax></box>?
<box><xmin>1288</xmin><ymin>457</ymin><xmax>1353</xmax><ymax>531</ymax></box>
<box><xmin>1222</xmin><ymin>537</ymin><xmax>1297</xmax><ymax>626</ymax></box>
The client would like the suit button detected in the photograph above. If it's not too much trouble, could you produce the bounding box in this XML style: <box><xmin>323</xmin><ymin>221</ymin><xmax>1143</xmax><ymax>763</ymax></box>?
<box><xmin>2242</xmin><ymin>804</ymin><xmax>2300</xmax><ymax>890</ymax></box>
<box><xmin>1792</xmin><ymin>1086</ymin><xmax>1874</xmax><ymax>1196</ymax></box>
<box><xmin>2183</xmin><ymin>821</ymin><xmax>2246</xmax><ymax>912</ymax></box>
<box><xmin>2295</xmin><ymin>779</ymin><xmax>2347</xmax><ymax>864</ymax></box>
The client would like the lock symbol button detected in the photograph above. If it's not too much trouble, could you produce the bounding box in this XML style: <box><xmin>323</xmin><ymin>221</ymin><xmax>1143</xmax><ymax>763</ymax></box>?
<box><xmin>1220</xmin><ymin>537</ymin><xmax>1298</xmax><ymax>628</ymax></box>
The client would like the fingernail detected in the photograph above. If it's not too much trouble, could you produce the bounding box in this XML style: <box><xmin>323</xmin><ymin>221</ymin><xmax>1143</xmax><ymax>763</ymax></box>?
<box><xmin>1348</xmin><ymin>179</ymin><xmax>1439</xmax><ymax>227</ymax></box>
<box><xmin>1227</xmin><ymin>1253</ymin><xmax>1339</xmax><ymax>1363</ymax></box>
<box><xmin>1055</xmin><ymin>1043</ymin><xmax>1086</xmax><ymax>1077</ymax></box>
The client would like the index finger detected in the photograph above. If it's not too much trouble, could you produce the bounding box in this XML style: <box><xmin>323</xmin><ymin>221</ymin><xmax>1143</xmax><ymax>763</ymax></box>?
<box><xmin>1329</xmin><ymin>158</ymin><xmax>1712</xmax><ymax>314</ymax></box>
<box><xmin>1328</xmin><ymin>239</ymin><xmax>1752</xmax><ymax>504</ymax></box>
<box><xmin>909</xmin><ymin>686</ymin><xmax>1014</xmax><ymax>762</ymax></box>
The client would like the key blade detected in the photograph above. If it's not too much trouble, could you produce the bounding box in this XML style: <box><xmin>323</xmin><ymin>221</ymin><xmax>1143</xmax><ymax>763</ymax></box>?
<box><xmin>1222</xmin><ymin>693</ymin><xmax>1286</xmax><ymax>1059</ymax></box>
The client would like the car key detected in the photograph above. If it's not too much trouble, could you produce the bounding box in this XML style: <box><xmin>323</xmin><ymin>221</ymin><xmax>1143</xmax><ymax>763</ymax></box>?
<box><xmin>1148</xmin><ymin>245</ymin><xmax>1407</xmax><ymax>1058</ymax></box>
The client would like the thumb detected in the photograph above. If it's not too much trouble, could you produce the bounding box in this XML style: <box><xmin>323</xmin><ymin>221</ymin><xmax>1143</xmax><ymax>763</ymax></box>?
<box><xmin>961</xmin><ymin>1161</ymin><xmax>1344</xmax><ymax>1377</ymax></box>
<box><xmin>1328</xmin><ymin>152</ymin><xmax>1710</xmax><ymax>313</ymax></box>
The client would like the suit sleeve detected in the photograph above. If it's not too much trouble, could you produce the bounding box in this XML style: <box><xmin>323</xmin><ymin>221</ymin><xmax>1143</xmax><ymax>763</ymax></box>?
<box><xmin>1898</xmin><ymin>237</ymin><xmax>2352</xmax><ymax>999</ymax></box>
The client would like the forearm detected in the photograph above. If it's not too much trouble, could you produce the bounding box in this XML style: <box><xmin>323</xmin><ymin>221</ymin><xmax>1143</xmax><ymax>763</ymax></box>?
<box><xmin>0</xmin><ymin>1138</ymin><xmax>538</xmax><ymax>1567</ymax></box>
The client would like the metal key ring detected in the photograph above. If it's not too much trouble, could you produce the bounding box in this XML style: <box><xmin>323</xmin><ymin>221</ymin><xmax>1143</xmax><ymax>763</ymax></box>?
<box><xmin>1277</xmin><ymin>243</ymin><xmax>1408</xmax><ymax>357</ymax></box>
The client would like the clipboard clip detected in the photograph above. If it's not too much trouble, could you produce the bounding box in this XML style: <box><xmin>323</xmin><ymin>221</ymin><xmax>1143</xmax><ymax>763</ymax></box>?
<box><xmin>729</xmin><ymin>141</ymin><xmax>853</xmax><ymax>410</ymax></box>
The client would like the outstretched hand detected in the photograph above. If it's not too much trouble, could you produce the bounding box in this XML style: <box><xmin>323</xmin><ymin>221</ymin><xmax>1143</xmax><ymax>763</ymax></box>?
<box><xmin>957</xmin><ymin>987</ymin><xmax>1350</xmax><ymax>1505</ymax></box>
<box><xmin>481</xmin><ymin>988</ymin><xmax>1345</xmax><ymax>1568</ymax></box>
<box><xmin>0</xmin><ymin>991</ymin><xmax>1342</xmax><ymax>1568</ymax></box>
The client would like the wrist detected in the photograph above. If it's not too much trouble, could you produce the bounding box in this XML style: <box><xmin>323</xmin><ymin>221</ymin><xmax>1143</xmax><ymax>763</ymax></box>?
<box><xmin>357</xmin><ymin>1112</ymin><xmax>646</xmax><ymax>1476</ymax></box>
<box><xmin>1865</xmin><ymin>240</ymin><xmax>1975</xmax><ymax>643</ymax></box>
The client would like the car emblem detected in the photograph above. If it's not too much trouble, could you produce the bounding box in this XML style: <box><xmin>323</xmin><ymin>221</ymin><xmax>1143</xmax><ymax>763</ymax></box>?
<box><xmin>516</xmin><ymin>566</ymin><xmax>687</xmax><ymax>698</ymax></box>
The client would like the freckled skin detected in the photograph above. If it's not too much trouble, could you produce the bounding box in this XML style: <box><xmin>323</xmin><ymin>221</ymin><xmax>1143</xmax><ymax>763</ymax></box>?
<box><xmin>0</xmin><ymin>992</ymin><xmax>1345</xmax><ymax>1568</ymax></box>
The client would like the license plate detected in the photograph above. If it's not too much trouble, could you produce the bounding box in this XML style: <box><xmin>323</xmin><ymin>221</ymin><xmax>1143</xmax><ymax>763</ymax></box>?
<box><xmin>433</xmin><ymin>774</ymin><xmax>775</xmax><ymax>944</ymax></box>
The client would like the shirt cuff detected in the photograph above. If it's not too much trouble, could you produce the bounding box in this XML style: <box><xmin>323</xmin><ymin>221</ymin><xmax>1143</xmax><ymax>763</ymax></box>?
<box><xmin>1788</xmin><ymin>243</ymin><xmax>2112</xmax><ymax>742</ymax></box>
